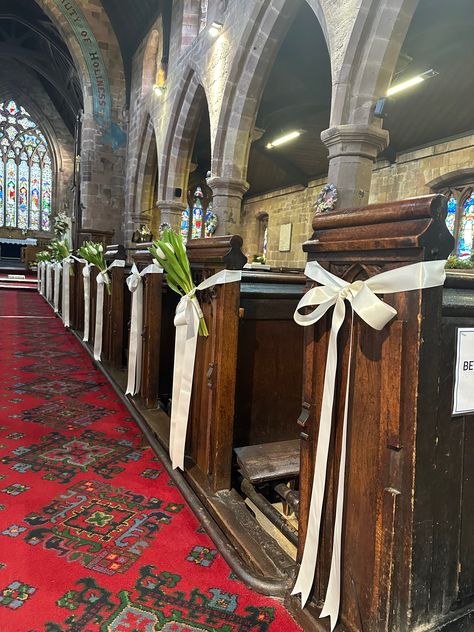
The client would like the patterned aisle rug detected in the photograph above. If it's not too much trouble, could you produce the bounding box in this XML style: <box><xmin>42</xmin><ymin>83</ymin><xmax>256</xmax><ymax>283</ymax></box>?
<box><xmin>0</xmin><ymin>290</ymin><xmax>302</xmax><ymax>632</ymax></box>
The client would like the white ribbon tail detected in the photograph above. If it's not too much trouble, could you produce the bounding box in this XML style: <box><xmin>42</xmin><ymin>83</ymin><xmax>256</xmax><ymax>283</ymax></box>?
<box><xmin>169</xmin><ymin>297</ymin><xmax>200</xmax><ymax>469</ymax></box>
<box><xmin>83</xmin><ymin>264</ymin><xmax>91</xmax><ymax>342</ymax></box>
<box><xmin>319</xmin><ymin>312</ymin><xmax>354</xmax><ymax>630</ymax></box>
<box><xmin>291</xmin><ymin>297</ymin><xmax>346</xmax><ymax>606</ymax></box>
<box><xmin>53</xmin><ymin>264</ymin><xmax>61</xmax><ymax>313</ymax></box>
<box><xmin>126</xmin><ymin>267</ymin><xmax>143</xmax><ymax>395</ymax></box>
<box><xmin>62</xmin><ymin>260</ymin><xmax>71</xmax><ymax>327</ymax></box>
<box><xmin>93</xmin><ymin>274</ymin><xmax>105</xmax><ymax>361</ymax></box>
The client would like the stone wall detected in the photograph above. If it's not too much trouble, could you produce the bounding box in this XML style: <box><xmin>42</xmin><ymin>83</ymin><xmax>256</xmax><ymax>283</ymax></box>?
<box><xmin>240</xmin><ymin>133</ymin><xmax>474</xmax><ymax>269</ymax></box>
<box><xmin>370</xmin><ymin>134</ymin><xmax>474</xmax><ymax>203</ymax></box>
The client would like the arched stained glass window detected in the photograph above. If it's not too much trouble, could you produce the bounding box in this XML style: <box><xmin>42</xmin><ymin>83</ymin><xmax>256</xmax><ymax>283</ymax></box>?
<box><xmin>0</xmin><ymin>99</ymin><xmax>53</xmax><ymax>231</ymax></box>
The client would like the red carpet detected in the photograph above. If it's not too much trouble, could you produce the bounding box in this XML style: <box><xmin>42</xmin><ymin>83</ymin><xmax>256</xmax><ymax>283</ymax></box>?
<box><xmin>0</xmin><ymin>290</ymin><xmax>301</xmax><ymax>631</ymax></box>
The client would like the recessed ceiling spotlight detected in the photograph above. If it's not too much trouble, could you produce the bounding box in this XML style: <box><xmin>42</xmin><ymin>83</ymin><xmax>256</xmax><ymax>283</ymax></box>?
<box><xmin>387</xmin><ymin>69</ymin><xmax>438</xmax><ymax>96</ymax></box>
<box><xmin>266</xmin><ymin>130</ymin><xmax>303</xmax><ymax>149</ymax></box>
<box><xmin>209</xmin><ymin>21</ymin><xmax>223</xmax><ymax>37</ymax></box>
<box><xmin>153</xmin><ymin>84</ymin><xmax>165</xmax><ymax>96</ymax></box>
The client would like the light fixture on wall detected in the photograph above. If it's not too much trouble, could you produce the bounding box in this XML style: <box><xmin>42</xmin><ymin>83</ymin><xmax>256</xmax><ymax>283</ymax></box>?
<box><xmin>209</xmin><ymin>21</ymin><xmax>223</xmax><ymax>37</ymax></box>
<box><xmin>153</xmin><ymin>84</ymin><xmax>166</xmax><ymax>96</ymax></box>
<box><xmin>266</xmin><ymin>130</ymin><xmax>303</xmax><ymax>149</ymax></box>
<box><xmin>386</xmin><ymin>68</ymin><xmax>438</xmax><ymax>96</ymax></box>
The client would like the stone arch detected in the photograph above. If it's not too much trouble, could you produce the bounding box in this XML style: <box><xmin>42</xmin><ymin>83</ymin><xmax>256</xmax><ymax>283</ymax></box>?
<box><xmin>212</xmin><ymin>0</ymin><xmax>330</xmax><ymax>184</ymax></box>
<box><xmin>29</xmin><ymin>0</ymin><xmax>127</xmax><ymax>236</ymax></box>
<box><xmin>159</xmin><ymin>69</ymin><xmax>210</xmax><ymax>203</ymax></box>
<box><xmin>331</xmin><ymin>0</ymin><xmax>420</xmax><ymax>127</ymax></box>
<box><xmin>133</xmin><ymin>116</ymin><xmax>159</xmax><ymax>223</ymax></box>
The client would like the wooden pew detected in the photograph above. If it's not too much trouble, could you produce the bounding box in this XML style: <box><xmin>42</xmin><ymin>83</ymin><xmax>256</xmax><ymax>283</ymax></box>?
<box><xmin>292</xmin><ymin>195</ymin><xmax>471</xmax><ymax>632</ymax></box>
<box><xmin>101</xmin><ymin>244</ymin><xmax>127</xmax><ymax>367</ymax></box>
<box><xmin>127</xmin><ymin>245</ymin><xmax>176</xmax><ymax>408</ymax></box>
<box><xmin>179</xmin><ymin>239</ymin><xmax>305</xmax><ymax>578</ymax></box>
<box><xmin>71</xmin><ymin>258</ymin><xmax>84</xmax><ymax>332</ymax></box>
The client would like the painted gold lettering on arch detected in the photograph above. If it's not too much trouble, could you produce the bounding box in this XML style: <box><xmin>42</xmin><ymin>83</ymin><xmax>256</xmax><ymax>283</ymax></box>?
<box><xmin>52</xmin><ymin>0</ymin><xmax>125</xmax><ymax>148</ymax></box>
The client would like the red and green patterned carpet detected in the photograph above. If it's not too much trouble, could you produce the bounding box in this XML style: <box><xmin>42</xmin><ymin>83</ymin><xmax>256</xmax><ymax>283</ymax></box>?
<box><xmin>0</xmin><ymin>290</ymin><xmax>301</xmax><ymax>632</ymax></box>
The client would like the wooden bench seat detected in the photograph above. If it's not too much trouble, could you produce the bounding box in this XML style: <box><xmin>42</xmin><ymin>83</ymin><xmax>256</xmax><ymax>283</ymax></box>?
<box><xmin>234</xmin><ymin>439</ymin><xmax>300</xmax><ymax>484</ymax></box>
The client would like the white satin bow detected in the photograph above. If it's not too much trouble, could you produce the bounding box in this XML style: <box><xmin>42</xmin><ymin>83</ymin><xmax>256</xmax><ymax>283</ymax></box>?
<box><xmin>169</xmin><ymin>268</ymin><xmax>242</xmax><ymax>470</ymax></box>
<box><xmin>125</xmin><ymin>263</ymin><xmax>163</xmax><ymax>395</ymax></box>
<box><xmin>292</xmin><ymin>259</ymin><xmax>447</xmax><ymax>630</ymax></box>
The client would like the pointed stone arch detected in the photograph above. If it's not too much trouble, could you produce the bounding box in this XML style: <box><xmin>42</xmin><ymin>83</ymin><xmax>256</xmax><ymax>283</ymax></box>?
<box><xmin>212</xmin><ymin>0</ymin><xmax>330</xmax><ymax>185</ymax></box>
<box><xmin>159</xmin><ymin>69</ymin><xmax>210</xmax><ymax>204</ymax></box>
<box><xmin>134</xmin><ymin>116</ymin><xmax>159</xmax><ymax>223</ymax></box>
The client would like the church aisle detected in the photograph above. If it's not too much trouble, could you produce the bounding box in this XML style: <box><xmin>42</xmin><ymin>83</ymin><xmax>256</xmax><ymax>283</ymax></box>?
<box><xmin>0</xmin><ymin>289</ymin><xmax>301</xmax><ymax>632</ymax></box>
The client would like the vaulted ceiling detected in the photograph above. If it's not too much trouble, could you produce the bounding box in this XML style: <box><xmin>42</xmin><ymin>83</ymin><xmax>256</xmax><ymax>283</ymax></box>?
<box><xmin>0</xmin><ymin>0</ymin><xmax>82</xmax><ymax>134</ymax></box>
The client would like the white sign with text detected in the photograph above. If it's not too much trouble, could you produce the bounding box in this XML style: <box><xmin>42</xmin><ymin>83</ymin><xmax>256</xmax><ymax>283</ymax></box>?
<box><xmin>453</xmin><ymin>327</ymin><xmax>474</xmax><ymax>415</ymax></box>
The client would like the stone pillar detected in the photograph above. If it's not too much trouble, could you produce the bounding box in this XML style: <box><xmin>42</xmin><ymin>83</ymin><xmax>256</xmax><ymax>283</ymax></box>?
<box><xmin>321</xmin><ymin>123</ymin><xmax>389</xmax><ymax>208</ymax></box>
<box><xmin>154</xmin><ymin>200</ymin><xmax>185</xmax><ymax>234</ymax></box>
<box><xmin>207</xmin><ymin>177</ymin><xmax>249</xmax><ymax>235</ymax></box>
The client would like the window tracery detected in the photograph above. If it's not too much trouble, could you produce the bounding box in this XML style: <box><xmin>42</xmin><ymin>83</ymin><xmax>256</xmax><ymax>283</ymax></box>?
<box><xmin>441</xmin><ymin>185</ymin><xmax>474</xmax><ymax>258</ymax></box>
<box><xmin>0</xmin><ymin>99</ymin><xmax>52</xmax><ymax>231</ymax></box>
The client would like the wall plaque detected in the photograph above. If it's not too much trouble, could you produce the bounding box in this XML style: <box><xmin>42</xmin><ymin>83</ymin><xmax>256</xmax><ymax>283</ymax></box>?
<box><xmin>279</xmin><ymin>223</ymin><xmax>292</xmax><ymax>252</ymax></box>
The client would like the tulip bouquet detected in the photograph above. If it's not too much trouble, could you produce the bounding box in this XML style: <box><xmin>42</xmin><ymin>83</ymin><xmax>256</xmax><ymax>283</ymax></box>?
<box><xmin>77</xmin><ymin>241</ymin><xmax>111</xmax><ymax>294</ymax></box>
<box><xmin>36</xmin><ymin>250</ymin><xmax>52</xmax><ymax>263</ymax></box>
<box><xmin>149</xmin><ymin>229</ymin><xmax>209</xmax><ymax>336</ymax></box>
<box><xmin>48</xmin><ymin>239</ymin><xmax>71</xmax><ymax>263</ymax></box>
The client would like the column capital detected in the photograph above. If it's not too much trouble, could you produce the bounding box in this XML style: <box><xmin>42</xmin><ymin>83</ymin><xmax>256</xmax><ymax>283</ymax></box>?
<box><xmin>155</xmin><ymin>200</ymin><xmax>186</xmax><ymax>214</ymax></box>
<box><xmin>207</xmin><ymin>177</ymin><xmax>249</xmax><ymax>199</ymax></box>
<box><xmin>321</xmin><ymin>124</ymin><xmax>389</xmax><ymax>161</ymax></box>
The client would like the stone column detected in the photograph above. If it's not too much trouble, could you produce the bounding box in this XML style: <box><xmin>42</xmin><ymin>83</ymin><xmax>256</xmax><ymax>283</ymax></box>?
<box><xmin>154</xmin><ymin>200</ymin><xmax>185</xmax><ymax>234</ymax></box>
<box><xmin>321</xmin><ymin>124</ymin><xmax>389</xmax><ymax>208</ymax></box>
<box><xmin>207</xmin><ymin>177</ymin><xmax>249</xmax><ymax>235</ymax></box>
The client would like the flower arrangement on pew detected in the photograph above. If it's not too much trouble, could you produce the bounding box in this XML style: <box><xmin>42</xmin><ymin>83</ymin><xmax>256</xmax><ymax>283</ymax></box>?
<box><xmin>149</xmin><ymin>229</ymin><xmax>209</xmax><ymax>336</ymax></box>
<box><xmin>77</xmin><ymin>241</ymin><xmax>111</xmax><ymax>294</ymax></box>
<box><xmin>48</xmin><ymin>240</ymin><xmax>73</xmax><ymax>274</ymax></box>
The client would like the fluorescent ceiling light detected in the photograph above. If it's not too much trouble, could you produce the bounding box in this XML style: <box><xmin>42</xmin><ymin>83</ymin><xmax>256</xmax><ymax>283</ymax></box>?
<box><xmin>209</xmin><ymin>21</ymin><xmax>223</xmax><ymax>37</ymax></box>
<box><xmin>387</xmin><ymin>69</ymin><xmax>438</xmax><ymax>96</ymax></box>
<box><xmin>266</xmin><ymin>130</ymin><xmax>302</xmax><ymax>149</ymax></box>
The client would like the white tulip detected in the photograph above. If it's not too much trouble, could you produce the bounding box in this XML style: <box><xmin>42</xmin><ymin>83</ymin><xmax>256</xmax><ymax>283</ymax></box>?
<box><xmin>154</xmin><ymin>246</ymin><xmax>167</xmax><ymax>260</ymax></box>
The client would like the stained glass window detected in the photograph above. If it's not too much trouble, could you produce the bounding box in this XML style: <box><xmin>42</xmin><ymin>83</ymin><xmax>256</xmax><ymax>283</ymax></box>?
<box><xmin>191</xmin><ymin>187</ymin><xmax>203</xmax><ymax>239</ymax></box>
<box><xmin>445</xmin><ymin>196</ymin><xmax>457</xmax><ymax>237</ymax></box>
<box><xmin>458</xmin><ymin>193</ymin><xmax>474</xmax><ymax>258</ymax></box>
<box><xmin>181</xmin><ymin>208</ymin><xmax>190</xmax><ymax>243</ymax></box>
<box><xmin>0</xmin><ymin>99</ymin><xmax>53</xmax><ymax>231</ymax></box>
<box><xmin>181</xmin><ymin>185</ymin><xmax>217</xmax><ymax>243</ymax></box>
